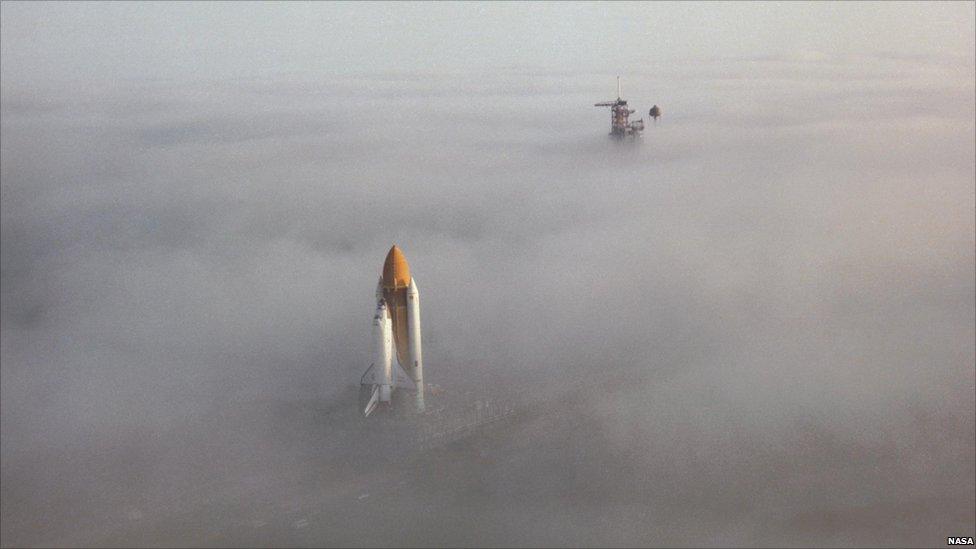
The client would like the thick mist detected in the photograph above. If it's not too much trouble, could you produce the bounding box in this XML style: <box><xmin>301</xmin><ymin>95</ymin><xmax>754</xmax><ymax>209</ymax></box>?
<box><xmin>2</xmin><ymin>14</ymin><xmax>974</xmax><ymax>547</ymax></box>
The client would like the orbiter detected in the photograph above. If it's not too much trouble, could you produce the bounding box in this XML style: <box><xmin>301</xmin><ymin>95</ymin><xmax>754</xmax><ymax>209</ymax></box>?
<box><xmin>360</xmin><ymin>246</ymin><xmax>425</xmax><ymax>416</ymax></box>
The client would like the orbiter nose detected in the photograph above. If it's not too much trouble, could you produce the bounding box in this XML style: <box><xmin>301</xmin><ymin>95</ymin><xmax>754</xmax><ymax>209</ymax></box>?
<box><xmin>373</xmin><ymin>299</ymin><xmax>388</xmax><ymax>319</ymax></box>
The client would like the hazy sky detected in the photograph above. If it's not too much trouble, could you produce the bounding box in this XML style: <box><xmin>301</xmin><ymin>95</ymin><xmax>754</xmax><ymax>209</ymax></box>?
<box><xmin>2</xmin><ymin>2</ymin><xmax>974</xmax><ymax>547</ymax></box>
<box><xmin>2</xmin><ymin>1</ymin><xmax>974</xmax><ymax>84</ymax></box>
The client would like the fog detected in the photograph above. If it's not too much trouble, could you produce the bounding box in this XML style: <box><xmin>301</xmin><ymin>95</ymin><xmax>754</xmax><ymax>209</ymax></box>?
<box><xmin>2</xmin><ymin>3</ymin><xmax>975</xmax><ymax>547</ymax></box>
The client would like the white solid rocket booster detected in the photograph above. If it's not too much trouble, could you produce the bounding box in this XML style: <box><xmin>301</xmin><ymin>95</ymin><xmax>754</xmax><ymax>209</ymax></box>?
<box><xmin>407</xmin><ymin>278</ymin><xmax>424</xmax><ymax>411</ymax></box>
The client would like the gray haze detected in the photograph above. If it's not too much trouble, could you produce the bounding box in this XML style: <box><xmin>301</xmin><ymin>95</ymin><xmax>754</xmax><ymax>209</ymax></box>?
<box><xmin>2</xmin><ymin>2</ymin><xmax>974</xmax><ymax>547</ymax></box>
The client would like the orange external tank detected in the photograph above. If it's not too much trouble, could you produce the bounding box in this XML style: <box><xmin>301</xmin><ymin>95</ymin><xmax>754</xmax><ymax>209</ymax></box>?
<box><xmin>381</xmin><ymin>245</ymin><xmax>412</xmax><ymax>369</ymax></box>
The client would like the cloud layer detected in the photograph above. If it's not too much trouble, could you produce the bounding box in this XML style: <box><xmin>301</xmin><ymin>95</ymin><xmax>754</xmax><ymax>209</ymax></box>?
<box><xmin>2</xmin><ymin>53</ymin><xmax>974</xmax><ymax>546</ymax></box>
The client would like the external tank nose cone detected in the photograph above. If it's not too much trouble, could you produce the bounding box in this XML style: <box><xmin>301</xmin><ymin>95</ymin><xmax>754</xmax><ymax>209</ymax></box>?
<box><xmin>382</xmin><ymin>245</ymin><xmax>411</xmax><ymax>289</ymax></box>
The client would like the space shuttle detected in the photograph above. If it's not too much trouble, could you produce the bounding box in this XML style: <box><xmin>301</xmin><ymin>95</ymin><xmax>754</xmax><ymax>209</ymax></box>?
<box><xmin>360</xmin><ymin>245</ymin><xmax>425</xmax><ymax>416</ymax></box>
